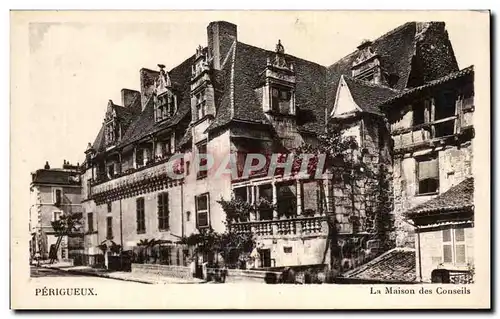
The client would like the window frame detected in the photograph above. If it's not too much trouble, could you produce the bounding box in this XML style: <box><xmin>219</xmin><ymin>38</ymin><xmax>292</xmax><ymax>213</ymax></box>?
<box><xmin>196</xmin><ymin>141</ymin><xmax>208</xmax><ymax>180</ymax></box>
<box><xmin>106</xmin><ymin>216</ymin><xmax>113</xmax><ymax>240</ymax></box>
<box><xmin>415</xmin><ymin>154</ymin><xmax>440</xmax><ymax>196</ymax></box>
<box><xmin>442</xmin><ymin>227</ymin><xmax>468</xmax><ymax>266</ymax></box>
<box><xmin>87</xmin><ymin>212</ymin><xmax>94</xmax><ymax>233</ymax></box>
<box><xmin>158</xmin><ymin>192</ymin><xmax>169</xmax><ymax>231</ymax></box>
<box><xmin>53</xmin><ymin>187</ymin><xmax>63</xmax><ymax>206</ymax></box>
<box><xmin>136</xmin><ymin>197</ymin><xmax>146</xmax><ymax>234</ymax></box>
<box><xmin>195</xmin><ymin>193</ymin><xmax>210</xmax><ymax>229</ymax></box>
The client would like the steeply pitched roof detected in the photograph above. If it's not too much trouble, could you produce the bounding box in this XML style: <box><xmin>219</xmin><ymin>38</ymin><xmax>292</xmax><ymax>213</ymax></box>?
<box><xmin>95</xmin><ymin>55</ymin><xmax>196</xmax><ymax>149</ymax></box>
<box><xmin>407</xmin><ymin>177</ymin><xmax>474</xmax><ymax>216</ymax></box>
<box><xmin>208</xmin><ymin>41</ymin><xmax>328</xmax><ymax>134</ymax></box>
<box><xmin>326</xmin><ymin>22</ymin><xmax>418</xmax><ymax>112</ymax></box>
<box><xmin>31</xmin><ymin>169</ymin><xmax>81</xmax><ymax>186</ymax></box>
<box><xmin>341</xmin><ymin>248</ymin><xmax>417</xmax><ymax>283</ymax></box>
<box><xmin>342</xmin><ymin>76</ymin><xmax>401</xmax><ymax>115</ymax></box>
<box><xmin>381</xmin><ymin>65</ymin><xmax>474</xmax><ymax>107</ymax></box>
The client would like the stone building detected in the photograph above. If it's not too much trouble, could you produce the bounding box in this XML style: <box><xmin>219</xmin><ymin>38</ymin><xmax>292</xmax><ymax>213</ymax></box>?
<box><xmin>80</xmin><ymin>20</ymin><xmax>474</xmax><ymax>275</ymax></box>
<box><xmin>29</xmin><ymin>161</ymin><xmax>84</xmax><ymax>261</ymax></box>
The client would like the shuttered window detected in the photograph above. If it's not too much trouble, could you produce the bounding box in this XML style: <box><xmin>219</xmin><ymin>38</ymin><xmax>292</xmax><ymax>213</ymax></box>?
<box><xmin>442</xmin><ymin>227</ymin><xmax>468</xmax><ymax>265</ymax></box>
<box><xmin>136</xmin><ymin>197</ymin><xmax>145</xmax><ymax>233</ymax></box>
<box><xmin>158</xmin><ymin>192</ymin><xmax>169</xmax><ymax>231</ymax></box>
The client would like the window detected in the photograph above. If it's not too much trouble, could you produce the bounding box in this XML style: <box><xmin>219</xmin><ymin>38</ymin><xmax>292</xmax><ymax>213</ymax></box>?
<box><xmin>136</xmin><ymin>197</ymin><xmax>145</xmax><ymax>233</ymax></box>
<box><xmin>270</xmin><ymin>86</ymin><xmax>292</xmax><ymax>113</ymax></box>
<box><xmin>197</xmin><ymin>142</ymin><xmax>208</xmax><ymax>179</ymax></box>
<box><xmin>87</xmin><ymin>179</ymin><xmax>92</xmax><ymax>198</ymax></box>
<box><xmin>106</xmin><ymin>216</ymin><xmax>113</xmax><ymax>239</ymax></box>
<box><xmin>107</xmin><ymin>202</ymin><xmax>112</xmax><ymax>213</ymax></box>
<box><xmin>234</xmin><ymin>187</ymin><xmax>248</xmax><ymax>202</ymax></box>
<box><xmin>416</xmin><ymin>156</ymin><xmax>439</xmax><ymax>195</ymax></box>
<box><xmin>195</xmin><ymin>193</ymin><xmax>210</xmax><ymax>229</ymax></box>
<box><xmin>196</xmin><ymin>90</ymin><xmax>206</xmax><ymax>120</ymax></box>
<box><xmin>277</xmin><ymin>182</ymin><xmax>297</xmax><ymax>218</ymax></box>
<box><xmin>442</xmin><ymin>228</ymin><xmax>467</xmax><ymax>265</ymax></box>
<box><xmin>136</xmin><ymin>148</ymin><xmax>144</xmax><ymax>167</ymax></box>
<box><xmin>107</xmin><ymin>164</ymin><xmax>115</xmax><ymax>178</ymax></box>
<box><xmin>53</xmin><ymin>188</ymin><xmax>62</xmax><ymax>206</ymax></box>
<box><xmin>158</xmin><ymin>192</ymin><xmax>169</xmax><ymax>231</ymax></box>
<box><xmin>105</xmin><ymin>121</ymin><xmax>119</xmax><ymax>145</ymax></box>
<box><xmin>185</xmin><ymin>160</ymin><xmax>190</xmax><ymax>176</ymax></box>
<box><xmin>87</xmin><ymin>212</ymin><xmax>94</xmax><ymax>232</ymax></box>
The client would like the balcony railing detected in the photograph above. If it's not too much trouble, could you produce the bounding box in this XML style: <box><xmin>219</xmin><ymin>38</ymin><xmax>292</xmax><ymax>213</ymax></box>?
<box><xmin>90</xmin><ymin>155</ymin><xmax>184</xmax><ymax>204</ymax></box>
<box><xmin>392</xmin><ymin>116</ymin><xmax>458</xmax><ymax>151</ymax></box>
<box><xmin>229</xmin><ymin>215</ymin><xmax>327</xmax><ymax>238</ymax></box>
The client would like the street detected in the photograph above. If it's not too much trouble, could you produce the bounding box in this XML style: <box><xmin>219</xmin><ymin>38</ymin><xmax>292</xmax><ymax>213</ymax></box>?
<box><xmin>30</xmin><ymin>266</ymin><xmax>85</xmax><ymax>278</ymax></box>
<box><xmin>29</xmin><ymin>266</ymin><xmax>145</xmax><ymax>285</ymax></box>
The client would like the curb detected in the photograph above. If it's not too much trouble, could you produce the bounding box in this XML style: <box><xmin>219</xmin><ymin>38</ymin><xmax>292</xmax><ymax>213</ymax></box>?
<box><xmin>40</xmin><ymin>266</ymin><xmax>205</xmax><ymax>285</ymax></box>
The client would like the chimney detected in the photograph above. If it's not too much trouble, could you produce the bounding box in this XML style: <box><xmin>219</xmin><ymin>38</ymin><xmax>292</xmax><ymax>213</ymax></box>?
<box><xmin>207</xmin><ymin>21</ymin><xmax>237</xmax><ymax>70</ymax></box>
<box><xmin>121</xmin><ymin>88</ymin><xmax>141</xmax><ymax>113</ymax></box>
<box><xmin>139</xmin><ymin>68</ymin><xmax>160</xmax><ymax>111</ymax></box>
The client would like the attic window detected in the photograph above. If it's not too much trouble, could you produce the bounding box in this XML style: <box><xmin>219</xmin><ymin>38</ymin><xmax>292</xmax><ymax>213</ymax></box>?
<box><xmin>195</xmin><ymin>90</ymin><xmax>207</xmax><ymax>120</ymax></box>
<box><xmin>270</xmin><ymin>85</ymin><xmax>293</xmax><ymax>114</ymax></box>
<box><xmin>155</xmin><ymin>92</ymin><xmax>177</xmax><ymax>123</ymax></box>
<box><xmin>105</xmin><ymin>121</ymin><xmax>119</xmax><ymax>146</ymax></box>
<box><xmin>357</xmin><ymin>70</ymin><xmax>375</xmax><ymax>83</ymax></box>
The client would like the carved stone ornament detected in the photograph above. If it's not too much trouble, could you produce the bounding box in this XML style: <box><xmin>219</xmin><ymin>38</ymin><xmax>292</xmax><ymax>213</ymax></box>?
<box><xmin>154</xmin><ymin>64</ymin><xmax>172</xmax><ymax>96</ymax></box>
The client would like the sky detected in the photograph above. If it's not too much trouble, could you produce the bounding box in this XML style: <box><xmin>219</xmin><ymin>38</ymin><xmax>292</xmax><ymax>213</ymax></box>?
<box><xmin>21</xmin><ymin>10</ymin><xmax>484</xmax><ymax>189</ymax></box>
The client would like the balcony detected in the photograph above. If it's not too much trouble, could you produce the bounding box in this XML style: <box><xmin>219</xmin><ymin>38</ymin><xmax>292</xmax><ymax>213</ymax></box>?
<box><xmin>90</xmin><ymin>155</ymin><xmax>184</xmax><ymax>204</ymax></box>
<box><xmin>229</xmin><ymin>215</ymin><xmax>327</xmax><ymax>238</ymax></box>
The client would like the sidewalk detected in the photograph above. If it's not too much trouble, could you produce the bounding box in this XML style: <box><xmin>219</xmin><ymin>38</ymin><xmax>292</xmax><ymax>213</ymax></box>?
<box><xmin>41</xmin><ymin>263</ymin><xmax>206</xmax><ymax>284</ymax></box>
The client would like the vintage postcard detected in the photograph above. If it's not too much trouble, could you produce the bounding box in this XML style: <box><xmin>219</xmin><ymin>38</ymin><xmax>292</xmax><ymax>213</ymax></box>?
<box><xmin>10</xmin><ymin>10</ymin><xmax>490</xmax><ymax>309</ymax></box>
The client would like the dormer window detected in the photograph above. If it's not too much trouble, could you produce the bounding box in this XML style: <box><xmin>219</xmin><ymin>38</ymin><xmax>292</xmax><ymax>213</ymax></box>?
<box><xmin>104</xmin><ymin>101</ymin><xmax>120</xmax><ymax>147</ymax></box>
<box><xmin>155</xmin><ymin>92</ymin><xmax>177</xmax><ymax>123</ymax></box>
<box><xmin>262</xmin><ymin>40</ymin><xmax>296</xmax><ymax>116</ymax></box>
<box><xmin>195</xmin><ymin>90</ymin><xmax>207</xmax><ymax>120</ymax></box>
<box><xmin>351</xmin><ymin>40</ymin><xmax>383</xmax><ymax>85</ymax></box>
<box><xmin>270</xmin><ymin>86</ymin><xmax>293</xmax><ymax>114</ymax></box>
<box><xmin>153</xmin><ymin>64</ymin><xmax>177</xmax><ymax>123</ymax></box>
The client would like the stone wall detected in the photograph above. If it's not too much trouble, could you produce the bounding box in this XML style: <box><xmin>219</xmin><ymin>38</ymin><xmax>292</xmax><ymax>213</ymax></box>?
<box><xmin>207</xmin><ymin>268</ymin><xmax>283</xmax><ymax>283</ymax></box>
<box><xmin>131</xmin><ymin>263</ymin><xmax>193</xmax><ymax>280</ymax></box>
<box><xmin>392</xmin><ymin>143</ymin><xmax>473</xmax><ymax>248</ymax></box>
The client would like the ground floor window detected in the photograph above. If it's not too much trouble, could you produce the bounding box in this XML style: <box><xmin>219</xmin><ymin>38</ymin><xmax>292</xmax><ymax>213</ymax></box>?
<box><xmin>442</xmin><ymin>227</ymin><xmax>467</xmax><ymax>265</ymax></box>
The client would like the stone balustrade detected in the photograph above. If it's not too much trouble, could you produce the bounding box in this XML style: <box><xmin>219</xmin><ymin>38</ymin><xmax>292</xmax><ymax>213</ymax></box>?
<box><xmin>230</xmin><ymin>215</ymin><xmax>327</xmax><ymax>238</ymax></box>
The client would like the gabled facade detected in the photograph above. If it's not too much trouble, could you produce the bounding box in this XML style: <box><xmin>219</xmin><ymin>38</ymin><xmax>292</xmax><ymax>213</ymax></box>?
<box><xmin>80</xmin><ymin>20</ymin><xmax>474</xmax><ymax>276</ymax></box>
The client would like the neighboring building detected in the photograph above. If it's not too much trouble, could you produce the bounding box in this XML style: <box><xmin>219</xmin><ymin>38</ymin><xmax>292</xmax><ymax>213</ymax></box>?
<box><xmin>29</xmin><ymin>161</ymin><xmax>84</xmax><ymax>261</ymax></box>
<box><xmin>338</xmin><ymin>61</ymin><xmax>475</xmax><ymax>282</ymax></box>
<box><xmin>80</xmin><ymin>20</ymin><xmax>474</xmax><ymax>276</ymax></box>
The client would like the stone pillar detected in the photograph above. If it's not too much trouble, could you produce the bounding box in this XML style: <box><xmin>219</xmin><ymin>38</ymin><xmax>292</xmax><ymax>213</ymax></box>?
<box><xmin>255</xmin><ymin>185</ymin><xmax>260</xmax><ymax>221</ymax></box>
<box><xmin>296</xmin><ymin>179</ymin><xmax>302</xmax><ymax>216</ymax></box>
<box><xmin>250</xmin><ymin>186</ymin><xmax>256</xmax><ymax>221</ymax></box>
<box><xmin>272</xmin><ymin>181</ymin><xmax>278</xmax><ymax>236</ymax></box>
<box><xmin>272</xmin><ymin>181</ymin><xmax>278</xmax><ymax>219</ymax></box>
<box><xmin>133</xmin><ymin>146</ymin><xmax>137</xmax><ymax>169</ymax></box>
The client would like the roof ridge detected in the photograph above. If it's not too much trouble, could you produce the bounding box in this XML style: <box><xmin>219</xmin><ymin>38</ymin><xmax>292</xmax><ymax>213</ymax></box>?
<box><xmin>327</xmin><ymin>22</ymin><xmax>417</xmax><ymax>70</ymax></box>
<box><xmin>237</xmin><ymin>41</ymin><xmax>326</xmax><ymax>68</ymax></box>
